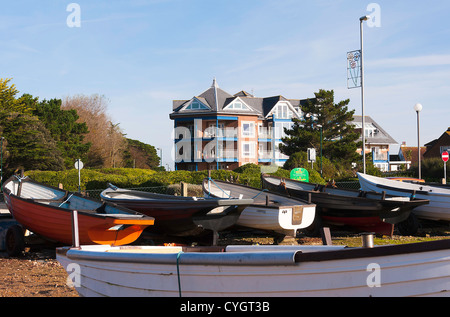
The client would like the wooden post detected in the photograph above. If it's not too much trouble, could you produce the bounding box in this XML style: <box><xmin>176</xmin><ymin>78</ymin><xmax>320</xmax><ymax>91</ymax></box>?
<box><xmin>71</xmin><ymin>210</ymin><xmax>80</xmax><ymax>249</ymax></box>
<box><xmin>320</xmin><ymin>227</ymin><xmax>332</xmax><ymax>246</ymax></box>
<box><xmin>181</xmin><ymin>182</ymin><xmax>188</xmax><ymax>197</ymax></box>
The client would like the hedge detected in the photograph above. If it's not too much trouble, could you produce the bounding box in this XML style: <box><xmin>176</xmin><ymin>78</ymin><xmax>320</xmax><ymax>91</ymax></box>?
<box><xmin>23</xmin><ymin>166</ymin><xmax>293</xmax><ymax>192</ymax></box>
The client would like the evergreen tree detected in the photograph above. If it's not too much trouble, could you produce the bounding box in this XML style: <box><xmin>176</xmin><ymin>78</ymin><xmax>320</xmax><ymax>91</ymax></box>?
<box><xmin>280</xmin><ymin>89</ymin><xmax>361</xmax><ymax>168</ymax></box>
<box><xmin>32</xmin><ymin>98</ymin><xmax>91</xmax><ymax>168</ymax></box>
<box><xmin>0</xmin><ymin>79</ymin><xmax>34</xmax><ymax>114</ymax></box>
<box><xmin>0</xmin><ymin>110</ymin><xmax>65</xmax><ymax>172</ymax></box>
<box><xmin>123</xmin><ymin>138</ymin><xmax>160</xmax><ymax>169</ymax></box>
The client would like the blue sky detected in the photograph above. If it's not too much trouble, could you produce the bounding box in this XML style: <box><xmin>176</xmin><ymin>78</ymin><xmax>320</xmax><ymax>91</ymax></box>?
<box><xmin>1</xmin><ymin>0</ymin><xmax>449</xmax><ymax>168</ymax></box>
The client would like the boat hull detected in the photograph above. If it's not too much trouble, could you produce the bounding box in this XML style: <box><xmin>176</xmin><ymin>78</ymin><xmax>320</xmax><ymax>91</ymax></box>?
<box><xmin>202</xmin><ymin>179</ymin><xmax>316</xmax><ymax>237</ymax></box>
<box><xmin>3</xmin><ymin>177</ymin><xmax>154</xmax><ymax>246</ymax></box>
<box><xmin>262</xmin><ymin>174</ymin><xmax>429</xmax><ymax>235</ymax></box>
<box><xmin>57</xmin><ymin>240</ymin><xmax>450</xmax><ymax>297</ymax></box>
<box><xmin>100</xmin><ymin>187</ymin><xmax>253</xmax><ymax>237</ymax></box>
<box><xmin>358</xmin><ymin>173</ymin><xmax>450</xmax><ymax>221</ymax></box>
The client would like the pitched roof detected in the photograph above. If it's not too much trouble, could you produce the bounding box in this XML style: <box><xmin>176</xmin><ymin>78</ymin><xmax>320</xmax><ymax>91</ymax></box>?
<box><xmin>170</xmin><ymin>79</ymin><xmax>307</xmax><ymax>119</ymax></box>
<box><xmin>350</xmin><ymin>115</ymin><xmax>398</xmax><ymax>145</ymax></box>
<box><xmin>197</xmin><ymin>83</ymin><xmax>234</xmax><ymax>111</ymax></box>
<box><xmin>423</xmin><ymin>127</ymin><xmax>450</xmax><ymax>158</ymax></box>
<box><xmin>234</xmin><ymin>90</ymin><xmax>254</xmax><ymax>97</ymax></box>
<box><xmin>399</xmin><ymin>146</ymin><xmax>426</xmax><ymax>164</ymax></box>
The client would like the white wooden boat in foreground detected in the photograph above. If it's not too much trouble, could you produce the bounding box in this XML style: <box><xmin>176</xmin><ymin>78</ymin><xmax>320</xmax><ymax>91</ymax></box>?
<box><xmin>358</xmin><ymin>173</ymin><xmax>450</xmax><ymax>221</ymax></box>
<box><xmin>57</xmin><ymin>239</ymin><xmax>450</xmax><ymax>297</ymax></box>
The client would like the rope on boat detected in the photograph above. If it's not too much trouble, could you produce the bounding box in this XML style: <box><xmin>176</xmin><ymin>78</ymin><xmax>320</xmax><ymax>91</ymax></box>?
<box><xmin>14</xmin><ymin>174</ymin><xmax>28</xmax><ymax>197</ymax></box>
<box><xmin>13</xmin><ymin>175</ymin><xmax>28</xmax><ymax>182</ymax></box>
<box><xmin>176</xmin><ymin>251</ymin><xmax>184</xmax><ymax>297</ymax></box>
<box><xmin>58</xmin><ymin>193</ymin><xmax>74</xmax><ymax>207</ymax></box>
<box><xmin>207</xmin><ymin>177</ymin><xmax>231</xmax><ymax>198</ymax></box>
<box><xmin>251</xmin><ymin>188</ymin><xmax>268</xmax><ymax>199</ymax></box>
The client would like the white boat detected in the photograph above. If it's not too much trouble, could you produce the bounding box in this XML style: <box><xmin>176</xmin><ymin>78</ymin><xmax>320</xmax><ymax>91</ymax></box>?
<box><xmin>202</xmin><ymin>178</ymin><xmax>316</xmax><ymax>237</ymax></box>
<box><xmin>57</xmin><ymin>239</ymin><xmax>450</xmax><ymax>297</ymax></box>
<box><xmin>358</xmin><ymin>173</ymin><xmax>450</xmax><ymax>221</ymax></box>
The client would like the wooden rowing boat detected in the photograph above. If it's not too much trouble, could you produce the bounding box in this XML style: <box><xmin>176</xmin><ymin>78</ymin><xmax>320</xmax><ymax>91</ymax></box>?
<box><xmin>262</xmin><ymin>174</ymin><xmax>429</xmax><ymax>236</ymax></box>
<box><xmin>56</xmin><ymin>239</ymin><xmax>450</xmax><ymax>297</ymax></box>
<box><xmin>2</xmin><ymin>176</ymin><xmax>154</xmax><ymax>248</ymax></box>
<box><xmin>100</xmin><ymin>184</ymin><xmax>253</xmax><ymax>241</ymax></box>
<box><xmin>358</xmin><ymin>172</ymin><xmax>450</xmax><ymax>222</ymax></box>
<box><xmin>202</xmin><ymin>178</ymin><xmax>316</xmax><ymax>237</ymax></box>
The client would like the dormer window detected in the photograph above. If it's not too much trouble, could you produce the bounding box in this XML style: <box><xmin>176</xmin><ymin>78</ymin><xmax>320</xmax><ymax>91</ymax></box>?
<box><xmin>273</xmin><ymin>103</ymin><xmax>293</xmax><ymax>119</ymax></box>
<box><xmin>224</xmin><ymin>99</ymin><xmax>251</xmax><ymax>111</ymax></box>
<box><xmin>185</xmin><ymin>99</ymin><xmax>209</xmax><ymax>110</ymax></box>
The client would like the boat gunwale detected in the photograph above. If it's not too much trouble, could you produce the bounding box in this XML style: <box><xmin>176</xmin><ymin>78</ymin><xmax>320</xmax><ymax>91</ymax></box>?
<box><xmin>358</xmin><ymin>173</ymin><xmax>450</xmax><ymax>197</ymax></box>
<box><xmin>100</xmin><ymin>188</ymin><xmax>254</xmax><ymax>207</ymax></box>
<box><xmin>202</xmin><ymin>178</ymin><xmax>315</xmax><ymax>209</ymax></box>
<box><xmin>262</xmin><ymin>174</ymin><xmax>430</xmax><ymax>206</ymax></box>
<box><xmin>57</xmin><ymin>239</ymin><xmax>450</xmax><ymax>266</ymax></box>
<box><xmin>2</xmin><ymin>176</ymin><xmax>153</xmax><ymax>221</ymax></box>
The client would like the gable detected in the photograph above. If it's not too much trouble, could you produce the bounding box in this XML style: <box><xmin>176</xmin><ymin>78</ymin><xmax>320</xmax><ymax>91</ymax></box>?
<box><xmin>350</xmin><ymin>116</ymin><xmax>398</xmax><ymax>145</ymax></box>
<box><xmin>266</xmin><ymin>100</ymin><xmax>300</xmax><ymax>119</ymax></box>
<box><xmin>180</xmin><ymin>97</ymin><xmax>211</xmax><ymax>111</ymax></box>
<box><xmin>223</xmin><ymin>97</ymin><xmax>253</xmax><ymax>111</ymax></box>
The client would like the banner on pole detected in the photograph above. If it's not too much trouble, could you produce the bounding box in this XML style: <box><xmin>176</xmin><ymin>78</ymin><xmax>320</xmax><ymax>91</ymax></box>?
<box><xmin>347</xmin><ymin>50</ymin><xmax>362</xmax><ymax>89</ymax></box>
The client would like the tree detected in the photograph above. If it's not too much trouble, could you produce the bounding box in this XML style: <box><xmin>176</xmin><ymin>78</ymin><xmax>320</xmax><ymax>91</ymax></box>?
<box><xmin>62</xmin><ymin>94</ymin><xmax>126</xmax><ymax>168</ymax></box>
<box><xmin>106</xmin><ymin>122</ymin><xmax>127</xmax><ymax>168</ymax></box>
<box><xmin>0</xmin><ymin>79</ymin><xmax>65</xmax><ymax>174</ymax></box>
<box><xmin>0</xmin><ymin>110</ymin><xmax>65</xmax><ymax>172</ymax></box>
<box><xmin>123</xmin><ymin>138</ymin><xmax>160</xmax><ymax>169</ymax></box>
<box><xmin>32</xmin><ymin>97</ymin><xmax>91</xmax><ymax>168</ymax></box>
<box><xmin>280</xmin><ymin>89</ymin><xmax>361</xmax><ymax>169</ymax></box>
<box><xmin>0</xmin><ymin>78</ymin><xmax>34</xmax><ymax>114</ymax></box>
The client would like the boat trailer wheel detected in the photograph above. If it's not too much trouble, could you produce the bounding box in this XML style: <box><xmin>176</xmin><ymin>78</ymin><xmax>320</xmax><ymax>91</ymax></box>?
<box><xmin>6</xmin><ymin>224</ymin><xmax>25</xmax><ymax>257</ymax></box>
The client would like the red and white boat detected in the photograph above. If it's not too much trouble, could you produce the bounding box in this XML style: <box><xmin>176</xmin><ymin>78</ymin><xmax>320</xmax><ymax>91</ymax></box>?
<box><xmin>2</xmin><ymin>175</ymin><xmax>154</xmax><ymax>254</ymax></box>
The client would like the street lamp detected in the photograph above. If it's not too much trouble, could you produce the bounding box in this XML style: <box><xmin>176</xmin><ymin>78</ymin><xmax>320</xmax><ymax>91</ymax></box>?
<box><xmin>360</xmin><ymin>15</ymin><xmax>370</xmax><ymax>174</ymax></box>
<box><xmin>414</xmin><ymin>103</ymin><xmax>423</xmax><ymax>179</ymax></box>
<box><xmin>157</xmin><ymin>147</ymin><xmax>163</xmax><ymax>168</ymax></box>
<box><xmin>317</xmin><ymin>124</ymin><xmax>323</xmax><ymax>177</ymax></box>
<box><xmin>0</xmin><ymin>137</ymin><xmax>4</xmax><ymax>191</ymax></box>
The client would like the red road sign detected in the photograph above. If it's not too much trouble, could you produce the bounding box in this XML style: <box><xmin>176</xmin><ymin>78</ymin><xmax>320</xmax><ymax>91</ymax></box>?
<box><xmin>443</xmin><ymin>151</ymin><xmax>449</xmax><ymax>162</ymax></box>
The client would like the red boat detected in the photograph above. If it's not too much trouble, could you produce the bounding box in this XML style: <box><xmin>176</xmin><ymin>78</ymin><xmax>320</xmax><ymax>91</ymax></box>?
<box><xmin>2</xmin><ymin>176</ymin><xmax>155</xmax><ymax>253</ymax></box>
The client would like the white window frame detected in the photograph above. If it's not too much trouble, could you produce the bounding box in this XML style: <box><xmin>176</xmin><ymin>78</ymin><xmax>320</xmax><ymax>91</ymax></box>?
<box><xmin>184</xmin><ymin>98</ymin><xmax>209</xmax><ymax>111</ymax></box>
<box><xmin>242</xmin><ymin>141</ymin><xmax>255</xmax><ymax>158</ymax></box>
<box><xmin>268</xmin><ymin>101</ymin><xmax>299</xmax><ymax>119</ymax></box>
<box><xmin>223</xmin><ymin>98</ymin><xmax>252</xmax><ymax>111</ymax></box>
<box><xmin>241</xmin><ymin>121</ymin><xmax>255</xmax><ymax>137</ymax></box>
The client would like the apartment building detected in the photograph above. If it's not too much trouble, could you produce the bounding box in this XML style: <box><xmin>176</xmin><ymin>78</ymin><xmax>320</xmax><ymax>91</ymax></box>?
<box><xmin>351</xmin><ymin>115</ymin><xmax>398</xmax><ymax>172</ymax></box>
<box><xmin>170</xmin><ymin>79</ymin><xmax>306</xmax><ymax>171</ymax></box>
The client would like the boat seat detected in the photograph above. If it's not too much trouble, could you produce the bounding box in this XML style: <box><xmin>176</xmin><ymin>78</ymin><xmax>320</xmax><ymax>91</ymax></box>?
<box><xmin>314</xmin><ymin>185</ymin><xmax>325</xmax><ymax>192</ymax></box>
<box><xmin>358</xmin><ymin>191</ymin><xmax>367</xmax><ymax>197</ymax></box>
<box><xmin>95</xmin><ymin>203</ymin><xmax>107</xmax><ymax>214</ymax></box>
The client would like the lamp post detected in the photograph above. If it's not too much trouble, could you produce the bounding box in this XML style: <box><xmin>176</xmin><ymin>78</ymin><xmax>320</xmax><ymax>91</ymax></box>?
<box><xmin>0</xmin><ymin>137</ymin><xmax>4</xmax><ymax>191</ymax></box>
<box><xmin>414</xmin><ymin>103</ymin><xmax>423</xmax><ymax>179</ymax></box>
<box><xmin>360</xmin><ymin>15</ymin><xmax>370</xmax><ymax>174</ymax></box>
<box><xmin>317</xmin><ymin>124</ymin><xmax>323</xmax><ymax>177</ymax></box>
<box><xmin>157</xmin><ymin>147</ymin><xmax>163</xmax><ymax>168</ymax></box>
